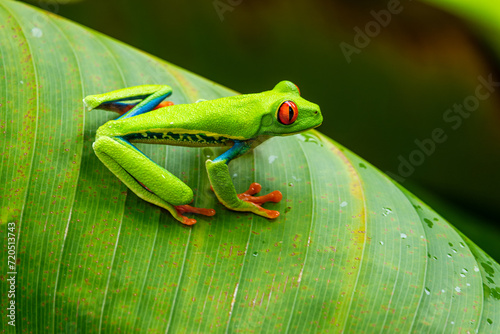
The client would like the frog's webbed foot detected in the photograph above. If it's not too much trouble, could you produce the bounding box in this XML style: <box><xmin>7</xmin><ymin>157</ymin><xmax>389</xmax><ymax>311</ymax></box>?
<box><xmin>175</xmin><ymin>205</ymin><xmax>216</xmax><ymax>226</ymax></box>
<box><xmin>236</xmin><ymin>183</ymin><xmax>283</xmax><ymax>219</ymax></box>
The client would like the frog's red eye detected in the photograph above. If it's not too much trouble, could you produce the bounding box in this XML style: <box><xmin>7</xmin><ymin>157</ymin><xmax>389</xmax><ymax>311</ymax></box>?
<box><xmin>278</xmin><ymin>101</ymin><xmax>298</xmax><ymax>125</ymax></box>
<box><xmin>294</xmin><ymin>84</ymin><xmax>301</xmax><ymax>95</ymax></box>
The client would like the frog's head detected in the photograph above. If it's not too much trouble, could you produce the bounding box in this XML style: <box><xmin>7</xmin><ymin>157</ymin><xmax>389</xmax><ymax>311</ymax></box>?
<box><xmin>258</xmin><ymin>80</ymin><xmax>322</xmax><ymax>136</ymax></box>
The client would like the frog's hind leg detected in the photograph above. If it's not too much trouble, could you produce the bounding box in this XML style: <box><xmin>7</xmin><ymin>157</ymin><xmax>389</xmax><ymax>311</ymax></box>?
<box><xmin>93</xmin><ymin>135</ymin><xmax>215</xmax><ymax>225</ymax></box>
<box><xmin>84</xmin><ymin>85</ymin><xmax>173</xmax><ymax>119</ymax></box>
<box><xmin>89</xmin><ymin>100</ymin><xmax>174</xmax><ymax>117</ymax></box>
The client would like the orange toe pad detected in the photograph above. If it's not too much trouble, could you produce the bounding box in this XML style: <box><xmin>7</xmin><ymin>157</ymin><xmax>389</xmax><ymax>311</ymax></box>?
<box><xmin>237</xmin><ymin>183</ymin><xmax>283</xmax><ymax>219</ymax></box>
<box><xmin>175</xmin><ymin>204</ymin><xmax>216</xmax><ymax>225</ymax></box>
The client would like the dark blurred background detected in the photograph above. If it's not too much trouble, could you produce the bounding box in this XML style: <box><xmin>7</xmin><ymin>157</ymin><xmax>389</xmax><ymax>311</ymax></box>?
<box><xmin>25</xmin><ymin>0</ymin><xmax>500</xmax><ymax>258</ymax></box>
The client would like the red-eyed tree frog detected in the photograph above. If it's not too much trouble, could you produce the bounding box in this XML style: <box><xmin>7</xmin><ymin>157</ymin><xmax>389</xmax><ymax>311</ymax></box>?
<box><xmin>84</xmin><ymin>81</ymin><xmax>322</xmax><ymax>225</ymax></box>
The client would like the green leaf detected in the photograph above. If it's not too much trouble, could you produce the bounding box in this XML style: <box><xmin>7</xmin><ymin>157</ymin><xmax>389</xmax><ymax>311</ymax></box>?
<box><xmin>421</xmin><ymin>0</ymin><xmax>500</xmax><ymax>33</ymax></box>
<box><xmin>1</xmin><ymin>1</ymin><xmax>499</xmax><ymax>332</ymax></box>
<box><xmin>421</xmin><ymin>0</ymin><xmax>500</xmax><ymax>56</ymax></box>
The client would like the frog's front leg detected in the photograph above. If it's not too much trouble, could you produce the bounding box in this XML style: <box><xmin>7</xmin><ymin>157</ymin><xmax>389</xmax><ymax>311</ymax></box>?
<box><xmin>206</xmin><ymin>141</ymin><xmax>283</xmax><ymax>218</ymax></box>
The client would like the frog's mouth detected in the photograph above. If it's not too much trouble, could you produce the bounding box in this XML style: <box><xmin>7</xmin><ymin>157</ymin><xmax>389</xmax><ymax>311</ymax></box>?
<box><xmin>281</xmin><ymin>123</ymin><xmax>322</xmax><ymax>137</ymax></box>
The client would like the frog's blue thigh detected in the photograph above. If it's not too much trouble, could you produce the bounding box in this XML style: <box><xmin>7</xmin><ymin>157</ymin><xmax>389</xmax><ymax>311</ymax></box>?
<box><xmin>84</xmin><ymin>85</ymin><xmax>172</xmax><ymax>119</ymax></box>
<box><xmin>93</xmin><ymin>135</ymin><xmax>193</xmax><ymax>206</ymax></box>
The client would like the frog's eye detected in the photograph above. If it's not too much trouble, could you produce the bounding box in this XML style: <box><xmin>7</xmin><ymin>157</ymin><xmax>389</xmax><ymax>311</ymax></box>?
<box><xmin>278</xmin><ymin>101</ymin><xmax>298</xmax><ymax>125</ymax></box>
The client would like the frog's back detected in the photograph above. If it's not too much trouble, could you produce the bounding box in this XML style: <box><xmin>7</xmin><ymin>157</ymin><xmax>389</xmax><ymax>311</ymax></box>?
<box><xmin>100</xmin><ymin>94</ymin><xmax>268</xmax><ymax>147</ymax></box>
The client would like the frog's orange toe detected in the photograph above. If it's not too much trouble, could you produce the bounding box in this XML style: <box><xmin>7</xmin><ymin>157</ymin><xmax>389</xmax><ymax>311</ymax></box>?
<box><xmin>238</xmin><ymin>183</ymin><xmax>282</xmax><ymax>204</ymax></box>
<box><xmin>262</xmin><ymin>209</ymin><xmax>280</xmax><ymax>219</ymax></box>
<box><xmin>175</xmin><ymin>204</ymin><xmax>216</xmax><ymax>225</ymax></box>
<box><xmin>237</xmin><ymin>183</ymin><xmax>283</xmax><ymax>219</ymax></box>
<box><xmin>181</xmin><ymin>216</ymin><xmax>197</xmax><ymax>226</ymax></box>
<box><xmin>244</xmin><ymin>182</ymin><xmax>262</xmax><ymax>195</ymax></box>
